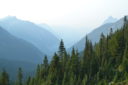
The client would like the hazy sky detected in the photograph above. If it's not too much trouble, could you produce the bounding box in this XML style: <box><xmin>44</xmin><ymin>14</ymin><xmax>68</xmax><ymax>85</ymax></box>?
<box><xmin>0</xmin><ymin>0</ymin><xmax>128</xmax><ymax>47</ymax></box>
<box><xmin>0</xmin><ymin>0</ymin><xmax>128</xmax><ymax>29</ymax></box>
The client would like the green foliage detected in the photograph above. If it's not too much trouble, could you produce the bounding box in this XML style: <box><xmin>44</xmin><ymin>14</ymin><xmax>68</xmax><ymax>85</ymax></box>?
<box><xmin>58</xmin><ymin>39</ymin><xmax>65</xmax><ymax>58</ymax></box>
<box><xmin>0</xmin><ymin>69</ymin><xmax>9</xmax><ymax>85</ymax></box>
<box><xmin>2</xmin><ymin>16</ymin><xmax>128</xmax><ymax>85</ymax></box>
<box><xmin>15</xmin><ymin>68</ymin><xmax>23</xmax><ymax>85</ymax></box>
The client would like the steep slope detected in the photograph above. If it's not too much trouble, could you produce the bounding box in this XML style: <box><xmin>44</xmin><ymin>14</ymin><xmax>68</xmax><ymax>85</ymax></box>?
<box><xmin>0</xmin><ymin>16</ymin><xmax>60</xmax><ymax>56</ymax></box>
<box><xmin>71</xmin><ymin>16</ymin><xmax>127</xmax><ymax>52</ymax></box>
<box><xmin>103</xmin><ymin>16</ymin><xmax>118</xmax><ymax>24</ymax></box>
<box><xmin>0</xmin><ymin>26</ymin><xmax>43</xmax><ymax>64</ymax></box>
<box><xmin>38</xmin><ymin>23</ymin><xmax>60</xmax><ymax>39</ymax></box>
<box><xmin>0</xmin><ymin>58</ymin><xmax>37</xmax><ymax>80</ymax></box>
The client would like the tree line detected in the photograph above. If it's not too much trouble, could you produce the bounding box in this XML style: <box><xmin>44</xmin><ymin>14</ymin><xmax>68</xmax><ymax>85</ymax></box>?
<box><xmin>0</xmin><ymin>16</ymin><xmax>128</xmax><ymax>85</ymax></box>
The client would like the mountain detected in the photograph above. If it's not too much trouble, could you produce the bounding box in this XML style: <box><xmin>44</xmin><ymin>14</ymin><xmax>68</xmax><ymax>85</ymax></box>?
<box><xmin>103</xmin><ymin>16</ymin><xmax>118</xmax><ymax>24</ymax></box>
<box><xmin>0</xmin><ymin>58</ymin><xmax>37</xmax><ymax>80</ymax></box>
<box><xmin>0</xmin><ymin>26</ymin><xmax>43</xmax><ymax>64</ymax></box>
<box><xmin>0</xmin><ymin>26</ymin><xmax>44</xmax><ymax>79</ymax></box>
<box><xmin>0</xmin><ymin>16</ymin><xmax>60</xmax><ymax>56</ymax></box>
<box><xmin>71</xmin><ymin>16</ymin><xmax>127</xmax><ymax>52</ymax></box>
<box><xmin>25</xmin><ymin>17</ymin><xmax>128</xmax><ymax>85</ymax></box>
<box><xmin>38</xmin><ymin>23</ymin><xmax>60</xmax><ymax>39</ymax></box>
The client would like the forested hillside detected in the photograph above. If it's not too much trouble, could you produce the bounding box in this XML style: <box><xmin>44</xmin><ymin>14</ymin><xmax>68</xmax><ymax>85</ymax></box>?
<box><xmin>72</xmin><ymin>16</ymin><xmax>126</xmax><ymax>52</ymax></box>
<box><xmin>0</xmin><ymin>16</ymin><xmax>128</xmax><ymax>85</ymax></box>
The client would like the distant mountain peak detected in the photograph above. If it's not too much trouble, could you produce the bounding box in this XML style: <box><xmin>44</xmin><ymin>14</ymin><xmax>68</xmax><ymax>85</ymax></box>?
<box><xmin>103</xmin><ymin>16</ymin><xmax>118</xmax><ymax>24</ymax></box>
<box><xmin>3</xmin><ymin>16</ymin><xmax>17</xmax><ymax>20</ymax></box>
<box><xmin>6</xmin><ymin>16</ymin><xmax>17</xmax><ymax>18</ymax></box>
<box><xmin>0</xmin><ymin>17</ymin><xmax>60</xmax><ymax>56</ymax></box>
<box><xmin>70</xmin><ymin>16</ymin><xmax>126</xmax><ymax>52</ymax></box>
<box><xmin>0</xmin><ymin>16</ymin><xmax>19</xmax><ymax>23</ymax></box>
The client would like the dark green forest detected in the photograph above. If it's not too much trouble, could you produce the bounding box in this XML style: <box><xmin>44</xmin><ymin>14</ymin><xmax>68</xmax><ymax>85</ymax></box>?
<box><xmin>0</xmin><ymin>17</ymin><xmax>128</xmax><ymax>85</ymax></box>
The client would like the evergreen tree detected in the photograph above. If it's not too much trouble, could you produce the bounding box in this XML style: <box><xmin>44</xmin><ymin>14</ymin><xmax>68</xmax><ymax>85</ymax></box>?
<box><xmin>62</xmin><ymin>72</ymin><xmax>68</xmax><ymax>85</ymax></box>
<box><xmin>70</xmin><ymin>47</ymin><xmax>79</xmax><ymax>77</ymax></box>
<box><xmin>41</xmin><ymin>55</ymin><xmax>49</xmax><ymax>80</ymax></box>
<box><xmin>43</xmin><ymin>56</ymin><xmax>48</xmax><ymax>69</ymax></box>
<box><xmin>48</xmin><ymin>53</ymin><xmax>62</xmax><ymax>85</ymax></box>
<box><xmin>82</xmin><ymin>75</ymin><xmax>87</xmax><ymax>85</ymax></box>
<box><xmin>58</xmin><ymin>39</ymin><xmax>65</xmax><ymax>58</ymax></box>
<box><xmin>16</xmin><ymin>68</ymin><xmax>23</xmax><ymax>85</ymax></box>
<box><xmin>81</xmin><ymin>36</ymin><xmax>93</xmax><ymax>79</ymax></box>
<box><xmin>124</xmin><ymin>16</ymin><xmax>127</xmax><ymax>23</ymax></box>
<box><xmin>69</xmin><ymin>73</ymin><xmax>76</xmax><ymax>85</ymax></box>
<box><xmin>0</xmin><ymin>69</ymin><xmax>9</xmax><ymax>85</ymax></box>
<box><xmin>3</xmin><ymin>15</ymin><xmax>128</xmax><ymax>85</ymax></box>
<box><xmin>26</xmin><ymin>76</ymin><xmax>31</xmax><ymax>85</ymax></box>
<box><xmin>122</xmin><ymin>45</ymin><xmax>128</xmax><ymax>72</ymax></box>
<box><xmin>110</xmin><ymin>28</ymin><xmax>113</xmax><ymax>36</ymax></box>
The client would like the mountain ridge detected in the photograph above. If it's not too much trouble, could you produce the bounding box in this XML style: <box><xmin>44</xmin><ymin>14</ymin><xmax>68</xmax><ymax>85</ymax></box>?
<box><xmin>0</xmin><ymin>26</ymin><xmax>43</xmax><ymax>64</ymax></box>
<box><xmin>0</xmin><ymin>16</ymin><xmax>60</xmax><ymax>56</ymax></box>
<box><xmin>70</xmin><ymin>16</ymin><xmax>127</xmax><ymax>52</ymax></box>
